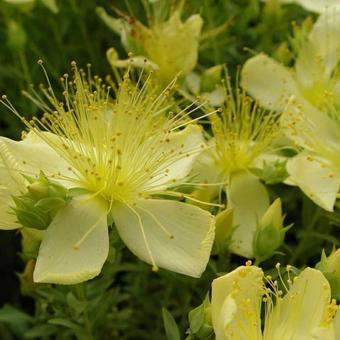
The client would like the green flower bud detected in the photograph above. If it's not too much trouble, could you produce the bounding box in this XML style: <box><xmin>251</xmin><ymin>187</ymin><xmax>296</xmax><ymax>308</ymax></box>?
<box><xmin>12</xmin><ymin>173</ymin><xmax>70</xmax><ymax>230</ymax></box>
<box><xmin>252</xmin><ymin>159</ymin><xmax>288</xmax><ymax>184</ymax></box>
<box><xmin>200</xmin><ymin>65</ymin><xmax>223</xmax><ymax>93</ymax></box>
<box><xmin>27</xmin><ymin>181</ymin><xmax>49</xmax><ymax>199</ymax></box>
<box><xmin>188</xmin><ymin>295</ymin><xmax>214</xmax><ymax>339</ymax></box>
<box><xmin>316</xmin><ymin>249</ymin><xmax>340</xmax><ymax>300</ymax></box>
<box><xmin>253</xmin><ymin>198</ymin><xmax>290</xmax><ymax>263</ymax></box>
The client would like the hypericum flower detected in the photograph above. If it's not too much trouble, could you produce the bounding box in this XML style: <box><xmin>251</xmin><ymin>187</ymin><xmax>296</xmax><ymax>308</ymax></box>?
<box><xmin>262</xmin><ymin>0</ymin><xmax>340</xmax><ymax>13</ymax></box>
<box><xmin>192</xmin><ymin>78</ymin><xmax>283</xmax><ymax>258</ymax></box>
<box><xmin>211</xmin><ymin>263</ymin><xmax>340</xmax><ymax>340</ymax></box>
<box><xmin>283</xmin><ymin>102</ymin><xmax>340</xmax><ymax>211</ymax></box>
<box><xmin>0</xmin><ymin>63</ymin><xmax>215</xmax><ymax>284</ymax></box>
<box><xmin>242</xmin><ymin>7</ymin><xmax>340</xmax><ymax>114</ymax></box>
<box><xmin>99</xmin><ymin>4</ymin><xmax>203</xmax><ymax>85</ymax></box>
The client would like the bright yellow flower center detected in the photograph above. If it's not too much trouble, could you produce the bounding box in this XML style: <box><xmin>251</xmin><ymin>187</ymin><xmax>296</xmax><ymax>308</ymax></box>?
<box><xmin>18</xmin><ymin>63</ymin><xmax>205</xmax><ymax>206</ymax></box>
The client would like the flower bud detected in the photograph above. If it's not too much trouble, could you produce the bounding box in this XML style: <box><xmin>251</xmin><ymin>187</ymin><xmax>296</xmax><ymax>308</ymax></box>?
<box><xmin>316</xmin><ymin>249</ymin><xmax>340</xmax><ymax>300</ymax></box>
<box><xmin>188</xmin><ymin>295</ymin><xmax>214</xmax><ymax>339</ymax></box>
<box><xmin>12</xmin><ymin>173</ymin><xmax>70</xmax><ymax>230</ymax></box>
<box><xmin>252</xmin><ymin>159</ymin><xmax>288</xmax><ymax>184</ymax></box>
<box><xmin>102</xmin><ymin>8</ymin><xmax>203</xmax><ymax>85</ymax></box>
<box><xmin>253</xmin><ymin>198</ymin><xmax>289</xmax><ymax>263</ymax></box>
<box><xmin>200</xmin><ymin>65</ymin><xmax>223</xmax><ymax>93</ymax></box>
<box><xmin>27</xmin><ymin>181</ymin><xmax>49</xmax><ymax>200</ymax></box>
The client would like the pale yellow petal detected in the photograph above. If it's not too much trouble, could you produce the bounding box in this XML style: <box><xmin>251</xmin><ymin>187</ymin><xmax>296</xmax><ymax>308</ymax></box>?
<box><xmin>211</xmin><ymin>265</ymin><xmax>263</xmax><ymax>340</ymax></box>
<box><xmin>191</xmin><ymin>141</ymin><xmax>223</xmax><ymax>202</ymax></box>
<box><xmin>265</xmin><ymin>268</ymin><xmax>333</xmax><ymax>339</ymax></box>
<box><xmin>242</xmin><ymin>54</ymin><xmax>299</xmax><ymax>110</ymax></box>
<box><xmin>298</xmin><ymin>0</ymin><xmax>340</xmax><ymax>13</ymax></box>
<box><xmin>142</xmin><ymin>125</ymin><xmax>205</xmax><ymax>191</ymax></box>
<box><xmin>0</xmin><ymin>135</ymin><xmax>73</xmax><ymax>184</ymax></box>
<box><xmin>287</xmin><ymin>153</ymin><xmax>339</xmax><ymax>211</ymax></box>
<box><xmin>306</xmin><ymin>7</ymin><xmax>340</xmax><ymax>78</ymax></box>
<box><xmin>228</xmin><ymin>172</ymin><xmax>270</xmax><ymax>258</ymax></box>
<box><xmin>33</xmin><ymin>196</ymin><xmax>109</xmax><ymax>284</ymax></box>
<box><xmin>111</xmin><ymin>199</ymin><xmax>215</xmax><ymax>278</ymax></box>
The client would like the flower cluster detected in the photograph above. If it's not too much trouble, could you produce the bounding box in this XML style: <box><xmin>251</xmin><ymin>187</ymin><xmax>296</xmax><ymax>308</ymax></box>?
<box><xmin>0</xmin><ymin>0</ymin><xmax>340</xmax><ymax>338</ymax></box>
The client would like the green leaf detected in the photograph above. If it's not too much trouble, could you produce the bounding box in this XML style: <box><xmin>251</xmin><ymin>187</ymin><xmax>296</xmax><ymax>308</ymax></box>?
<box><xmin>0</xmin><ymin>305</ymin><xmax>32</xmax><ymax>324</ymax></box>
<box><xmin>162</xmin><ymin>308</ymin><xmax>180</xmax><ymax>340</ymax></box>
<box><xmin>66</xmin><ymin>292</ymin><xmax>87</xmax><ymax>315</ymax></box>
<box><xmin>188</xmin><ymin>304</ymin><xmax>205</xmax><ymax>333</ymax></box>
<box><xmin>25</xmin><ymin>324</ymin><xmax>56</xmax><ymax>338</ymax></box>
<box><xmin>0</xmin><ymin>305</ymin><xmax>32</xmax><ymax>338</ymax></box>
<box><xmin>48</xmin><ymin>318</ymin><xmax>83</xmax><ymax>332</ymax></box>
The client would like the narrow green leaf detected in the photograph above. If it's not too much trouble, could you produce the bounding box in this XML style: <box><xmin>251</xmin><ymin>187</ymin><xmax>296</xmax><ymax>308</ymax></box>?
<box><xmin>162</xmin><ymin>308</ymin><xmax>180</xmax><ymax>340</ymax></box>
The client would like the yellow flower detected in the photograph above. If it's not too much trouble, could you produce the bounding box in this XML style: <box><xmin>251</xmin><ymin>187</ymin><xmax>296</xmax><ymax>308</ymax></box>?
<box><xmin>242</xmin><ymin>7</ymin><xmax>340</xmax><ymax>112</ymax></box>
<box><xmin>242</xmin><ymin>7</ymin><xmax>340</xmax><ymax>211</ymax></box>
<box><xmin>192</xmin><ymin>78</ymin><xmax>282</xmax><ymax>258</ymax></box>
<box><xmin>103</xmin><ymin>5</ymin><xmax>203</xmax><ymax>85</ymax></box>
<box><xmin>282</xmin><ymin>101</ymin><xmax>340</xmax><ymax>211</ymax></box>
<box><xmin>0</xmin><ymin>64</ymin><xmax>215</xmax><ymax>284</ymax></box>
<box><xmin>211</xmin><ymin>264</ymin><xmax>340</xmax><ymax>339</ymax></box>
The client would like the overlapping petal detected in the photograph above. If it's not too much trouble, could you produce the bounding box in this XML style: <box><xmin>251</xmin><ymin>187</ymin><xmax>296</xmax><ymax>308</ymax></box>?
<box><xmin>242</xmin><ymin>54</ymin><xmax>299</xmax><ymax>110</ymax></box>
<box><xmin>0</xmin><ymin>134</ymin><xmax>74</xmax><ymax>184</ymax></box>
<box><xmin>33</xmin><ymin>196</ymin><xmax>109</xmax><ymax>284</ymax></box>
<box><xmin>287</xmin><ymin>152</ymin><xmax>339</xmax><ymax>211</ymax></box>
<box><xmin>142</xmin><ymin>125</ymin><xmax>205</xmax><ymax>191</ymax></box>
<box><xmin>211</xmin><ymin>265</ymin><xmax>263</xmax><ymax>340</ymax></box>
<box><xmin>227</xmin><ymin>171</ymin><xmax>270</xmax><ymax>258</ymax></box>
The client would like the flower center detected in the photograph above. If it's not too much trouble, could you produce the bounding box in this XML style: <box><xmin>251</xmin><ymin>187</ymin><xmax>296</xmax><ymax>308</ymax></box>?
<box><xmin>211</xmin><ymin>78</ymin><xmax>281</xmax><ymax>178</ymax></box>
<box><xmin>17</xmin><ymin>63</ymin><xmax>207</xmax><ymax>206</ymax></box>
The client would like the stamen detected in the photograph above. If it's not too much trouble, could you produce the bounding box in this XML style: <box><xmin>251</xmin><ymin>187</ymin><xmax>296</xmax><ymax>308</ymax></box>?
<box><xmin>73</xmin><ymin>214</ymin><xmax>105</xmax><ymax>250</ymax></box>
<box><xmin>136</xmin><ymin>205</ymin><xmax>174</xmax><ymax>239</ymax></box>
<box><xmin>126</xmin><ymin>203</ymin><xmax>159</xmax><ymax>272</ymax></box>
